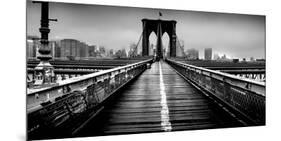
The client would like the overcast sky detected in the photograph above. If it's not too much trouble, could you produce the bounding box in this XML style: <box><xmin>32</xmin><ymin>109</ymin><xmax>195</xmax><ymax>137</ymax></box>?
<box><xmin>27</xmin><ymin>1</ymin><xmax>265</xmax><ymax>59</ymax></box>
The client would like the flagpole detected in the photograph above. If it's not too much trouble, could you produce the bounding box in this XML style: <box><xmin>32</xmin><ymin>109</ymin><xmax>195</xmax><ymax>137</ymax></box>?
<box><xmin>159</xmin><ymin>12</ymin><xmax>162</xmax><ymax>20</ymax></box>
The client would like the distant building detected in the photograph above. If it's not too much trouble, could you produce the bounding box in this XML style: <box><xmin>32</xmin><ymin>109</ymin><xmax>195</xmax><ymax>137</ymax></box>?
<box><xmin>232</xmin><ymin>59</ymin><xmax>239</xmax><ymax>63</ymax></box>
<box><xmin>250</xmin><ymin>57</ymin><xmax>255</xmax><ymax>62</ymax></box>
<box><xmin>221</xmin><ymin>54</ymin><xmax>227</xmax><ymax>60</ymax></box>
<box><xmin>115</xmin><ymin>49</ymin><xmax>122</xmax><ymax>58</ymax></box>
<box><xmin>99</xmin><ymin>46</ymin><xmax>106</xmax><ymax>57</ymax></box>
<box><xmin>114</xmin><ymin>49</ymin><xmax>127</xmax><ymax>58</ymax></box>
<box><xmin>88</xmin><ymin>45</ymin><xmax>97</xmax><ymax>57</ymax></box>
<box><xmin>213</xmin><ymin>53</ymin><xmax>220</xmax><ymax>60</ymax></box>
<box><xmin>109</xmin><ymin>49</ymin><xmax>114</xmax><ymax>57</ymax></box>
<box><xmin>26</xmin><ymin>36</ymin><xmax>40</xmax><ymax>59</ymax></box>
<box><xmin>84</xmin><ymin>43</ymin><xmax>89</xmax><ymax>58</ymax></box>
<box><xmin>215</xmin><ymin>54</ymin><xmax>232</xmax><ymax>62</ymax></box>
<box><xmin>59</xmin><ymin>39</ymin><xmax>81</xmax><ymax>59</ymax></box>
<box><xmin>121</xmin><ymin>48</ymin><xmax>127</xmax><ymax>58</ymax></box>
<box><xmin>107</xmin><ymin>49</ymin><xmax>115</xmax><ymax>57</ymax></box>
<box><xmin>75</xmin><ymin>41</ymin><xmax>88</xmax><ymax>59</ymax></box>
<box><xmin>38</xmin><ymin>38</ymin><xmax>92</xmax><ymax>60</ymax></box>
<box><xmin>75</xmin><ymin>42</ymin><xmax>80</xmax><ymax>58</ymax></box>
<box><xmin>204</xmin><ymin>48</ymin><xmax>212</xmax><ymax>60</ymax></box>
<box><xmin>256</xmin><ymin>58</ymin><xmax>265</xmax><ymax>62</ymax></box>
<box><xmin>186</xmin><ymin>48</ymin><xmax>199</xmax><ymax>60</ymax></box>
<box><xmin>54</xmin><ymin>41</ymin><xmax>61</xmax><ymax>58</ymax></box>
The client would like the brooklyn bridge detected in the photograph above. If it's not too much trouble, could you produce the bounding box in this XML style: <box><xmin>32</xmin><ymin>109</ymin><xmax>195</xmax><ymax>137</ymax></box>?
<box><xmin>27</xmin><ymin>2</ymin><xmax>265</xmax><ymax>140</ymax></box>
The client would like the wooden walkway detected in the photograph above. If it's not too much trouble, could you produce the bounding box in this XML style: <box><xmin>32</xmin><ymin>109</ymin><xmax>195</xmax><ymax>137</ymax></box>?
<box><xmin>77</xmin><ymin>61</ymin><xmax>242</xmax><ymax>137</ymax></box>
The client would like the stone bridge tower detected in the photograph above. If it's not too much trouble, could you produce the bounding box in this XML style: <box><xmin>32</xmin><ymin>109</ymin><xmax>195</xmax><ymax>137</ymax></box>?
<box><xmin>142</xmin><ymin>19</ymin><xmax>177</xmax><ymax>60</ymax></box>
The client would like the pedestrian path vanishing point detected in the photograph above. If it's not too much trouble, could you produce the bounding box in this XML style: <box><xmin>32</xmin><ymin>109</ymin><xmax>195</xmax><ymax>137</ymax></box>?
<box><xmin>78</xmin><ymin>61</ymin><xmax>242</xmax><ymax>136</ymax></box>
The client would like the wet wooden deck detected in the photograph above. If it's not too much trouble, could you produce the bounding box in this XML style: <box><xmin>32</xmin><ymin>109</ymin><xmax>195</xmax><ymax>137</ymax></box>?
<box><xmin>77</xmin><ymin>61</ymin><xmax>242</xmax><ymax>137</ymax></box>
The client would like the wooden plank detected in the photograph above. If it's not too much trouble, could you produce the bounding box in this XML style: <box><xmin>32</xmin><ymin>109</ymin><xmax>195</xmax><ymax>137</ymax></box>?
<box><xmin>77</xmin><ymin>61</ymin><xmax>241</xmax><ymax>137</ymax></box>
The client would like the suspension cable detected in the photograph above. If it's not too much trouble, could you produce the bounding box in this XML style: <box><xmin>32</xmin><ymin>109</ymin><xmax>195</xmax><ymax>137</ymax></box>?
<box><xmin>133</xmin><ymin>23</ymin><xmax>146</xmax><ymax>57</ymax></box>
<box><xmin>175</xmin><ymin>34</ymin><xmax>186</xmax><ymax>57</ymax></box>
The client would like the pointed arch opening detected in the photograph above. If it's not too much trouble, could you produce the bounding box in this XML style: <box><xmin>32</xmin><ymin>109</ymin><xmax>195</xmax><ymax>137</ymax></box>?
<box><xmin>162</xmin><ymin>32</ymin><xmax>170</xmax><ymax>58</ymax></box>
<box><xmin>148</xmin><ymin>32</ymin><xmax>157</xmax><ymax>56</ymax></box>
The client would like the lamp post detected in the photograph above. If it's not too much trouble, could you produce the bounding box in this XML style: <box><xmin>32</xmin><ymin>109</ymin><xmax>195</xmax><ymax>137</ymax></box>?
<box><xmin>33</xmin><ymin>1</ymin><xmax>57</xmax><ymax>87</ymax></box>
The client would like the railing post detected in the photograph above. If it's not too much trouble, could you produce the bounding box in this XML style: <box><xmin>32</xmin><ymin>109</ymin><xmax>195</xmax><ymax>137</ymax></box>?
<box><xmin>105</xmin><ymin>73</ymin><xmax>110</xmax><ymax>95</ymax></box>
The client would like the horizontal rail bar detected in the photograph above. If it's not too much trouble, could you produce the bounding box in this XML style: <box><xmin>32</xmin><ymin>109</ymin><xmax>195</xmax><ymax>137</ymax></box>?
<box><xmin>27</xmin><ymin>59</ymin><xmax>153</xmax><ymax>109</ymax></box>
<box><xmin>206</xmin><ymin>66</ymin><xmax>265</xmax><ymax>70</ymax></box>
<box><xmin>166</xmin><ymin>58</ymin><xmax>265</xmax><ymax>125</ymax></box>
<box><xmin>27</xmin><ymin>64</ymin><xmax>115</xmax><ymax>69</ymax></box>
<box><xmin>27</xmin><ymin>68</ymin><xmax>98</xmax><ymax>74</ymax></box>
<box><xmin>221</xmin><ymin>69</ymin><xmax>265</xmax><ymax>74</ymax></box>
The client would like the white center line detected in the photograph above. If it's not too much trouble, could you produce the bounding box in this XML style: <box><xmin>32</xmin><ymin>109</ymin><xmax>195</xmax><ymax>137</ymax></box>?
<box><xmin>159</xmin><ymin>62</ymin><xmax>172</xmax><ymax>131</ymax></box>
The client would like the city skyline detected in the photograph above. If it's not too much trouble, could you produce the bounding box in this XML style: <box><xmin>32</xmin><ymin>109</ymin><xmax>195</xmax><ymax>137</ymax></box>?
<box><xmin>27</xmin><ymin>35</ymin><xmax>260</xmax><ymax>60</ymax></box>
<box><xmin>26</xmin><ymin>36</ymin><xmax>132</xmax><ymax>59</ymax></box>
<box><xmin>27</xmin><ymin>1</ymin><xmax>265</xmax><ymax>59</ymax></box>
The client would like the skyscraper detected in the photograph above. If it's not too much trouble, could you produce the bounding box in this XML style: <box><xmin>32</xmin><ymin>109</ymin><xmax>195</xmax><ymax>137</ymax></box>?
<box><xmin>60</xmin><ymin>39</ymin><xmax>81</xmax><ymax>59</ymax></box>
<box><xmin>109</xmin><ymin>49</ymin><xmax>114</xmax><ymax>57</ymax></box>
<box><xmin>186</xmin><ymin>48</ymin><xmax>199</xmax><ymax>60</ymax></box>
<box><xmin>204</xmin><ymin>48</ymin><xmax>212</xmax><ymax>60</ymax></box>
<box><xmin>88</xmin><ymin>45</ymin><xmax>97</xmax><ymax>57</ymax></box>
<box><xmin>79</xmin><ymin>42</ymin><xmax>88</xmax><ymax>58</ymax></box>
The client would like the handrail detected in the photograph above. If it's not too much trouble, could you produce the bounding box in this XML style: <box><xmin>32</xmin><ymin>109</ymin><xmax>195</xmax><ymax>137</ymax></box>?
<box><xmin>166</xmin><ymin>58</ymin><xmax>265</xmax><ymax>96</ymax></box>
<box><xmin>27</xmin><ymin>58</ymin><xmax>153</xmax><ymax>110</ymax></box>
<box><xmin>166</xmin><ymin>58</ymin><xmax>265</xmax><ymax>125</ymax></box>
<box><xmin>28</xmin><ymin>59</ymin><xmax>152</xmax><ymax>95</ymax></box>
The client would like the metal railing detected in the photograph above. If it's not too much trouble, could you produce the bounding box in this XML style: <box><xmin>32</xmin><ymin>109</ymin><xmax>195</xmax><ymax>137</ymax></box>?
<box><xmin>27</xmin><ymin>58</ymin><xmax>153</xmax><ymax>139</ymax></box>
<box><xmin>166</xmin><ymin>58</ymin><xmax>265</xmax><ymax>125</ymax></box>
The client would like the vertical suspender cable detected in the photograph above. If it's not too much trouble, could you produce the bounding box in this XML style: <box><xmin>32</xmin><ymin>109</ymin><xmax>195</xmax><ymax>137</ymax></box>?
<box><xmin>175</xmin><ymin>34</ymin><xmax>186</xmax><ymax>57</ymax></box>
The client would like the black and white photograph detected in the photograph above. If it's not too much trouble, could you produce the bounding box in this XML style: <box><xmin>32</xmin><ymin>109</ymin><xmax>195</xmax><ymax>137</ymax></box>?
<box><xmin>26</xmin><ymin>0</ymin><xmax>265</xmax><ymax>140</ymax></box>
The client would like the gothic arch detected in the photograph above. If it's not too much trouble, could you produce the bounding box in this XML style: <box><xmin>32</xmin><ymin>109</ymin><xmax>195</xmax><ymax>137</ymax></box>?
<box><xmin>142</xmin><ymin>19</ymin><xmax>177</xmax><ymax>59</ymax></box>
